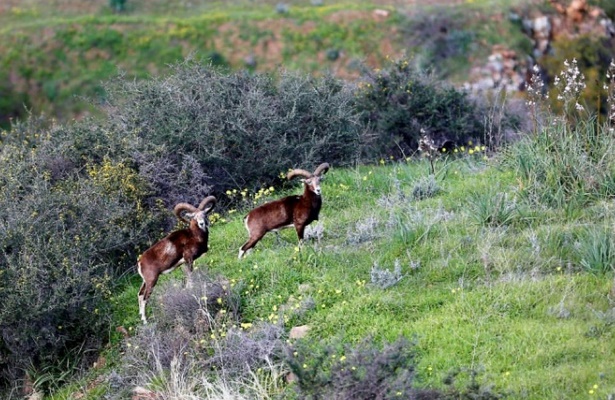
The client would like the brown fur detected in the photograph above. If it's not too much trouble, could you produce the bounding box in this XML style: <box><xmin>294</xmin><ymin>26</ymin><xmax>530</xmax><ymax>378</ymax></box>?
<box><xmin>239</xmin><ymin>163</ymin><xmax>329</xmax><ymax>258</ymax></box>
<box><xmin>138</xmin><ymin>196</ymin><xmax>215</xmax><ymax>323</ymax></box>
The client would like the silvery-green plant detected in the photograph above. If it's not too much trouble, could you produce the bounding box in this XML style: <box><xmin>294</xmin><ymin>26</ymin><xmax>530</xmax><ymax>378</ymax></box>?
<box><xmin>370</xmin><ymin>260</ymin><xmax>404</xmax><ymax>289</ymax></box>
<box><xmin>412</xmin><ymin>174</ymin><xmax>440</xmax><ymax>201</ymax></box>
<box><xmin>276</xmin><ymin>3</ymin><xmax>289</xmax><ymax>14</ymax></box>
<box><xmin>304</xmin><ymin>222</ymin><xmax>325</xmax><ymax>243</ymax></box>
<box><xmin>346</xmin><ymin>216</ymin><xmax>380</xmax><ymax>245</ymax></box>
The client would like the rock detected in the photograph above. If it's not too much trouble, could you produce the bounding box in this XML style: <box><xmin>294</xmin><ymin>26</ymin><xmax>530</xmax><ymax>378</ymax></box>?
<box><xmin>132</xmin><ymin>386</ymin><xmax>159</xmax><ymax>400</ymax></box>
<box><xmin>286</xmin><ymin>372</ymin><xmax>298</xmax><ymax>383</ymax></box>
<box><xmin>289</xmin><ymin>325</ymin><xmax>310</xmax><ymax>339</ymax></box>
<box><xmin>93</xmin><ymin>355</ymin><xmax>106</xmax><ymax>369</ymax></box>
<box><xmin>116</xmin><ymin>325</ymin><xmax>130</xmax><ymax>338</ymax></box>
<box><xmin>27</xmin><ymin>391</ymin><xmax>44</xmax><ymax>400</ymax></box>
<box><xmin>567</xmin><ymin>0</ymin><xmax>589</xmax><ymax>24</ymax></box>
<box><xmin>373</xmin><ymin>9</ymin><xmax>390</xmax><ymax>18</ymax></box>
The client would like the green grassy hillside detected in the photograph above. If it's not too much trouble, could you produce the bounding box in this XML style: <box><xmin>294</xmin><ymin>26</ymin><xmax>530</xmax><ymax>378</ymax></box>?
<box><xmin>0</xmin><ymin>0</ymin><xmax>533</xmax><ymax>127</ymax></box>
<box><xmin>53</xmin><ymin>153</ymin><xmax>615</xmax><ymax>399</ymax></box>
<box><xmin>4</xmin><ymin>1</ymin><xmax>615</xmax><ymax>398</ymax></box>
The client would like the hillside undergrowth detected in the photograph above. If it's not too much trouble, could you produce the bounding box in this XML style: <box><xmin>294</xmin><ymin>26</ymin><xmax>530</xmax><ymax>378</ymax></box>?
<box><xmin>51</xmin><ymin>154</ymin><xmax>615</xmax><ymax>399</ymax></box>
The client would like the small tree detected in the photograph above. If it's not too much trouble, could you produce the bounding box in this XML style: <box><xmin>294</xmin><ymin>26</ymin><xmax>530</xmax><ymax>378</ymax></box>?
<box><xmin>109</xmin><ymin>0</ymin><xmax>127</xmax><ymax>12</ymax></box>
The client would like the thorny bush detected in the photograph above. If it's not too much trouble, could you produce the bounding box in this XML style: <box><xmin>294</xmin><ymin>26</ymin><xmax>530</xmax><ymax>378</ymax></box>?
<box><xmin>0</xmin><ymin>118</ymin><xmax>162</xmax><ymax>395</ymax></box>
<box><xmin>104</xmin><ymin>59</ymin><xmax>366</xmax><ymax>203</ymax></box>
<box><xmin>353</xmin><ymin>58</ymin><xmax>522</xmax><ymax>159</ymax></box>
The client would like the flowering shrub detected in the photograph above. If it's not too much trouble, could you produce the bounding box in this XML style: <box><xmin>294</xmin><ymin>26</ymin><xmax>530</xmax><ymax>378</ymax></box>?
<box><xmin>541</xmin><ymin>35</ymin><xmax>614</xmax><ymax>122</ymax></box>
<box><xmin>507</xmin><ymin>58</ymin><xmax>615</xmax><ymax>208</ymax></box>
<box><xmin>0</xmin><ymin>118</ymin><xmax>161</xmax><ymax>395</ymax></box>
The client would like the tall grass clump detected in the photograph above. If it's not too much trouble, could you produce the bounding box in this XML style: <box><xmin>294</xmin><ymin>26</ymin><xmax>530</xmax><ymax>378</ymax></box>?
<box><xmin>574</xmin><ymin>227</ymin><xmax>615</xmax><ymax>274</ymax></box>
<box><xmin>467</xmin><ymin>190</ymin><xmax>518</xmax><ymax>227</ymax></box>
<box><xmin>506</xmin><ymin>59</ymin><xmax>615</xmax><ymax>209</ymax></box>
<box><xmin>104</xmin><ymin>58</ymin><xmax>365</xmax><ymax>200</ymax></box>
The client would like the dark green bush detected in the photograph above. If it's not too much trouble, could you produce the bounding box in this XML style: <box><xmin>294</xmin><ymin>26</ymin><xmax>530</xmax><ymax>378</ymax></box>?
<box><xmin>0</xmin><ymin>75</ymin><xmax>29</xmax><ymax>130</ymax></box>
<box><xmin>286</xmin><ymin>336</ymin><xmax>508</xmax><ymax>399</ymax></box>
<box><xmin>353</xmin><ymin>58</ymin><xmax>516</xmax><ymax>159</ymax></box>
<box><xmin>594</xmin><ymin>0</ymin><xmax>615</xmax><ymax>19</ymax></box>
<box><xmin>286</xmin><ymin>336</ymin><xmax>422</xmax><ymax>399</ymax></box>
<box><xmin>104</xmin><ymin>59</ymin><xmax>365</xmax><ymax>201</ymax></box>
<box><xmin>0</xmin><ymin>118</ymin><xmax>161</xmax><ymax>395</ymax></box>
<box><xmin>109</xmin><ymin>0</ymin><xmax>127</xmax><ymax>13</ymax></box>
<box><xmin>403</xmin><ymin>11</ymin><xmax>476</xmax><ymax>76</ymax></box>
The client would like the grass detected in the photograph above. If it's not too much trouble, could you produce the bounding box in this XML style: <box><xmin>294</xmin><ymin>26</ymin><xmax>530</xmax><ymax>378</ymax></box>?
<box><xmin>50</xmin><ymin>153</ymin><xmax>615</xmax><ymax>399</ymax></box>
<box><xmin>0</xmin><ymin>0</ymin><xmax>537</xmax><ymax>127</ymax></box>
<box><xmin>6</xmin><ymin>0</ymin><xmax>612</xmax><ymax>397</ymax></box>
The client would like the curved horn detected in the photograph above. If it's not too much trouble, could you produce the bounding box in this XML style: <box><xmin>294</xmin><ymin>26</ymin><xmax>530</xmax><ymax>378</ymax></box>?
<box><xmin>313</xmin><ymin>163</ymin><xmax>330</xmax><ymax>177</ymax></box>
<box><xmin>174</xmin><ymin>203</ymin><xmax>199</xmax><ymax>223</ymax></box>
<box><xmin>198</xmin><ymin>196</ymin><xmax>217</xmax><ymax>212</ymax></box>
<box><xmin>287</xmin><ymin>169</ymin><xmax>313</xmax><ymax>180</ymax></box>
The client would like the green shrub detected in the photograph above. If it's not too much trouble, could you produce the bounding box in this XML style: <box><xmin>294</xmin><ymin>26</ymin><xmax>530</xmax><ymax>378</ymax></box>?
<box><xmin>0</xmin><ymin>76</ymin><xmax>29</xmax><ymax>130</ymax></box>
<box><xmin>403</xmin><ymin>11</ymin><xmax>475</xmax><ymax>76</ymax></box>
<box><xmin>353</xmin><ymin>58</ymin><xmax>519</xmax><ymax>159</ymax></box>
<box><xmin>104</xmin><ymin>59</ymin><xmax>365</xmax><ymax>200</ymax></box>
<box><xmin>0</xmin><ymin>118</ymin><xmax>160</xmax><ymax>394</ymax></box>
<box><xmin>109</xmin><ymin>0</ymin><xmax>127</xmax><ymax>13</ymax></box>
<box><xmin>594</xmin><ymin>0</ymin><xmax>615</xmax><ymax>19</ymax></box>
<box><xmin>286</xmin><ymin>336</ymin><xmax>421</xmax><ymax>399</ymax></box>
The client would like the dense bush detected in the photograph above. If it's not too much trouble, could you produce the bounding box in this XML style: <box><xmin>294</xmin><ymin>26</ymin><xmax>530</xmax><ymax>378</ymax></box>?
<box><xmin>0</xmin><ymin>118</ymin><xmax>162</xmax><ymax>395</ymax></box>
<box><xmin>595</xmin><ymin>0</ymin><xmax>615</xmax><ymax>19</ymax></box>
<box><xmin>286</xmin><ymin>336</ymin><xmax>421</xmax><ymax>399</ymax></box>
<box><xmin>353</xmin><ymin>58</ymin><xmax>521</xmax><ymax>159</ymax></box>
<box><xmin>104</xmin><ymin>59</ymin><xmax>366</xmax><ymax>202</ymax></box>
<box><xmin>0</xmin><ymin>75</ymin><xmax>28</xmax><ymax>130</ymax></box>
<box><xmin>286</xmin><ymin>336</ymin><xmax>507</xmax><ymax>399</ymax></box>
<box><xmin>403</xmin><ymin>11</ymin><xmax>476</xmax><ymax>76</ymax></box>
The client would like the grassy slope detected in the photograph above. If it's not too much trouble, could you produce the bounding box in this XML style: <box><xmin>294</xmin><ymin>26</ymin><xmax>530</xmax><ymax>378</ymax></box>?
<box><xmin>0</xmin><ymin>0</ymin><xmax>533</xmax><ymax>125</ymax></box>
<box><xmin>64</xmin><ymin>155</ymin><xmax>615</xmax><ymax>399</ymax></box>
<box><xmin>0</xmin><ymin>1</ymin><xmax>405</xmax><ymax>123</ymax></box>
